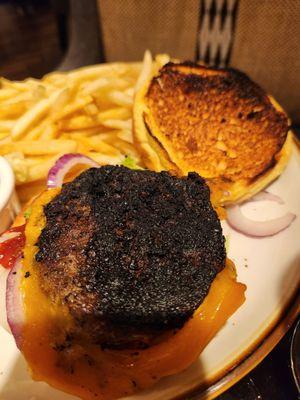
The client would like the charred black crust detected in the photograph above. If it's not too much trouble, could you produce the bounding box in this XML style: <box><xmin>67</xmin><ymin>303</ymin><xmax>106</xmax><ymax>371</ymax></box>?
<box><xmin>36</xmin><ymin>166</ymin><xmax>225</xmax><ymax>332</ymax></box>
<box><xmin>150</xmin><ymin>62</ymin><xmax>289</xmax><ymax>134</ymax></box>
<box><xmin>153</xmin><ymin>62</ymin><xmax>280</xmax><ymax>106</ymax></box>
<box><xmin>147</xmin><ymin>61</ymin><xmax>290</xmax><ymax>145</ymax></box>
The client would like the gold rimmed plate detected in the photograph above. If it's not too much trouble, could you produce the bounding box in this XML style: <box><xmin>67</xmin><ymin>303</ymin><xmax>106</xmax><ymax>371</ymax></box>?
<box><xmin>0</xmin><ymin>145</ymin><xmax>299</xmax><ymax>400</ymax></box>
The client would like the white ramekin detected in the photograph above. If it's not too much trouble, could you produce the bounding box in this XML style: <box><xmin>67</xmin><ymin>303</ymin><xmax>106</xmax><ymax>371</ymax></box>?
<box><xmin>0</xmin><ymin>157</ymin><xmax>21</xmax><ymax>234</ymax></box>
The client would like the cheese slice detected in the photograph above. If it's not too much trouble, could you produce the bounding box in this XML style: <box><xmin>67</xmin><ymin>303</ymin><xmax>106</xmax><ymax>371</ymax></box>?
<box><xmin>19</xmin><ymin>189</ymin><xmax>246</xmax><ymax>400</ymax></box>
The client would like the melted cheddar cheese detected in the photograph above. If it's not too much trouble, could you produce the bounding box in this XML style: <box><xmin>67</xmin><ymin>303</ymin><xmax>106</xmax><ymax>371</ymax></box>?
<box><xmin>20</xmin><ymin>189</ymin><xmax>246</xmax><ymax>400</ymax></box>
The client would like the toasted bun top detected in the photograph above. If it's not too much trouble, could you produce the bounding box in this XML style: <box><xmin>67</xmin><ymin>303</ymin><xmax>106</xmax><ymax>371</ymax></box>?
<box><xmin>146</xmin><ymin>62</ymin><xmax>288</xmax><ymax>179</ymax></box>
<box><xmin>134</xmin><ymin>61</ymin><xmax>291</xmax><ymax>204</ymax></box>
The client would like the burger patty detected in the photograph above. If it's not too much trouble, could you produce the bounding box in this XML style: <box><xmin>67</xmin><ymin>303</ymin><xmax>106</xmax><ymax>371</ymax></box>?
<box><xmin>35</xmin><ymin>166</ymin><xmax>226</xmax><ymax>348</ymax></box>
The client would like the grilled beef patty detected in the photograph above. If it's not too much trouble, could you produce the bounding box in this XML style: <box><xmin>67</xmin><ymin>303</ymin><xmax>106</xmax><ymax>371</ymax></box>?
<box><xmin>35</xmin><ymin>166</ymin><xmax>226</xmax><ymax>348</ymax></box>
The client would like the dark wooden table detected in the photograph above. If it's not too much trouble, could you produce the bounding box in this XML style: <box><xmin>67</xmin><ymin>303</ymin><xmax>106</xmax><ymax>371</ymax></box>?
<box><xmin>216</xmin><ymin>319</ymin><xmax>299</xmax><ymax>400</ymax></box>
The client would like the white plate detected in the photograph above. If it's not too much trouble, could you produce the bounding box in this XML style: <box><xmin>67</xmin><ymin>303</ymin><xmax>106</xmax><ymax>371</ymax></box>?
<box><xmin>0</xmin><ymin>157</ymin><xmax>20</xmax><ymax>234</ymax></box>
<box><xmin>0</xmin><ymin>147</ymin><xmax>299</xmax><ymax>400</ymax></box>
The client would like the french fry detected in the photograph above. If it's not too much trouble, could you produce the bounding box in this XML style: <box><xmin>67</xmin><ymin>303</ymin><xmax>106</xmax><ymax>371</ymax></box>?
<box><xmin>108</xmin><ymin>91</ymin><xmax>133</xmax><ymax>107</ymax></box>
<box><xmin>82</xmin><ymin>77</ymin><xmax>129</xmax><ymax>95</ymax></box>
<box><xmin>0</xmin><ymin>120</ymin><xmax>15</xmax><ymax>130</ymax></box>
<box><xmin>68</xmin><ymin>63</ymin><xmax>133</xmax><ymax>81</ymax></box>
<box><xmin>0</xmin><ymin>89</ymin><xmax>32</xmax><ymax>103</ymax></box>
<box><xmin>81</xmin><ymin>77</ymin><xmax>110</xmax><ymax>94</ymax></box>
<box><xmin>0</xmin><ymin>56</ymin><xmax>155</xmax><ymax>202</ymax></box>
<box><xmin>12</xmin><ymin>88</ymin><xmax>67</xmax><ymax>139</ymax></box>
<box><xmin>0</xmin><ymin>88</ymin><xmax>20</xmax><ymax>101</ymax></box>
<box><xmin>110</xmin><ymin>137</ymin><xmax>141</xmax><ymax>160</ymax></box>
<box><xmin>0</xmin><ymin>102</ymin><xmax>29</xmax><ymax>118</ymax></box>
<box><xmin>135</xmin><ymin>50</ymin><xmax>153</xmax><ymax>93</ymax></box>
<box><xmin>0</xmin><ymin>139</ymin><xmax>77</xmax><ymax>156</ymax></box>
<box><xmin>0</xmin><ymin>132</ymin><xmax>9</xmax><ymax>141</ymax></box>
<box><xmin>58</xmin><ymin>115</ymin><xmax>97</xmax><ymax>131</ymax></box>
<box><xmin>43</xmin><ymin>71</ymin><xmax>68</xmax><ymax>85</ymax></box>
<box><xmin>78</xmin><ymin>136</ymin><xmax>122</xmax><ymax>156</ymax></box>
<box><xmin>84</xmin><ymin>103</ymin><xmax>99</xmax><ymax>116</ymax></box>
<box><xmin>52</xmin><ymin>95</ymin><xmax>93</xmax><ymax>121</ymax></box>
<box><xmin>27</xmin><ymin>156</ymin><xmax>61</xmax><ymax>182</ymax></box>
<box><xmin>20</xmin><ymin>156</ymin><xmax>49</xmax><ymax>167</ymax></box>
<box><xmin>117</xmin><ymin>129</ymin><xmax>133</xmax><ymax>143</ymax></box>
<box><xmin>25</xmin><ymin>123</ymin><xmax>47</xmax><ymax>140</ymax></box>
<box><xmin>30</xmin><ymin>84</ymin><xmax>49</xmax><ymax>103</ymax></box>
<box><xmin>68</xmin><ymin>127</ymin><xmax>107</xmax><ymax>138</ymax></box>
<box><xmin>17</xmin><ymin>179</ymin><xmax>46</xmax><ymax>203</ymax></box>
<box><xmin>58</xmin><ymin>108</ymin><xmax>131</xmax><ymax>131</ymax></box>
<box><xmin>1</xmin><ymin>78</ymin><xmax>43</xmax><ymax>94</ymax></box>
<box><xmin>125</xmin><ymin>87</ymin><xmax>134</xmax><ymax>97</ymax></box>
<box><xmin>155</xmin><ymin>53</ymin><xmax>171</xmax><ymax>67</ymax></box>
<box><xmin>39</xmin><ymin>124</ymin><xmax>57</xmax><ymax>140</ymax></box>
<box><xmin>49</xmin><ymin>87</ymin><xmax>72</xmax><ymax>116</ymax></box>
<box><xmin>97</xmin><ymin>107</ymin><xmax>131</xmax><ymax>121</ymax></box>
<box><xmin>100</xmin><ymin>119</ymin><xmax>132</xmax><ymax>130</ymax></box>
<box><xmin>4</xmin><ymin>152</ymin><xmax>29</xmax><ymax>183</ymax></box>
<box><xmin>84</xmin><ymin>151</ymin><xmax>124</xmax><ymax>166</ymax></box>
<box><xmin>93</xmin><ymin>131</ymin><xmax>120</xmax><ymax>142</ymax></box>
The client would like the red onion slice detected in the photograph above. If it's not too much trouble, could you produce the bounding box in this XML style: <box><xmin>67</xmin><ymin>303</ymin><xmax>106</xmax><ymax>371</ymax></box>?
<box><xmin>227</xmin><ymin>205</ymin><xmax>296</xmax><ymax>237</ymax></box>
<box><xmin>249</xmin><ymin>190</ymin><xmax>284</xmax><ymax>205</ymax></box>
<box><xmin>6</xmin><ymin>258</ymin><xmax>25</xmax><ymax>348</ymax></box>
<box><xmin>0</xmin><ymin>231</ymin><xmax>21</xmax><ymax>244</ymax></box>
<box><xmin>47</xmin><ymin>153</ymin><xmax>99</xmax><ymax>189</ymax></box>
<box><xmin>0</xmin><ymin>267</ymin><xmax>10</xmax><ymax>332</ymax></box>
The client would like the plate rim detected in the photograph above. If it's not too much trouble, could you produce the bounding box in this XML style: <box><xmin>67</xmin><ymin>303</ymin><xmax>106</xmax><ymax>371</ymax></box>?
<box><xmin>174</xmin><ymin>261</ymin><xmax>300</xmax><ymax>399</ymax></box>
<box><xmin>170</xmin><ymin>141</ymin><xmax>300</xmax><ymax>399</ymax></box>
<box><xmin>1</xmin><ymin>141</ymin><xmax>299</xmax><ymax>400</ymax></box>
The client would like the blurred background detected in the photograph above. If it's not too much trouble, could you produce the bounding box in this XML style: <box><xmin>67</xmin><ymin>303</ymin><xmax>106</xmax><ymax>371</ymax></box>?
<box><xmin>0</xmin><ymin>0</ymin><xmax>299</xmax><ymax>124</ymax></box>
<box><xmin>0</xmin><ymin>0</ymin><xmax>65</xmax><ymax>79</ymax></box>
<box><xmin>0</xmin><ymin>1</ymin><xmax>299</xmax><ymax>399</ymax></box>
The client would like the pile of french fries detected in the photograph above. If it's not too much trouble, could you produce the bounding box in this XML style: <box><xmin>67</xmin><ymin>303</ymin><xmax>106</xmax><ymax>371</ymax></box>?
<box><xmin>0</xmin><ymin>61</ymin><xmax>146</xmax><ymax>203</ymax></box>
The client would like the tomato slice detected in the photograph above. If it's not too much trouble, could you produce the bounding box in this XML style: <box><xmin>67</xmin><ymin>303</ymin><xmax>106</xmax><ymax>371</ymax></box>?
<box><xmin>0</xmin><ymin>225</ymin><xmax>25</xmax><ymax>269</ymax></box>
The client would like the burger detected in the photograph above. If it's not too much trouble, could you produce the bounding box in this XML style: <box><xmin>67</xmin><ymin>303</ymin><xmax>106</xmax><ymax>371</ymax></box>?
<box><xmin>0</xmin><ymin>155</ymin><xmax>246</xmax><ymax>399</ymax></box>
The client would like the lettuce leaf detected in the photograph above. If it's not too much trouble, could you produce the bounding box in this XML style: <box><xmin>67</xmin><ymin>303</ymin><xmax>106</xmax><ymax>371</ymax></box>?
<box><xmin>121</xmin><ymin>155</ymin><xmax>143</xmax><ymax>170</ymax></box>
<box><xmin>24</xmin><ymin>207</ymin><xmax>32</xmax><ymax>220</ymax></box>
